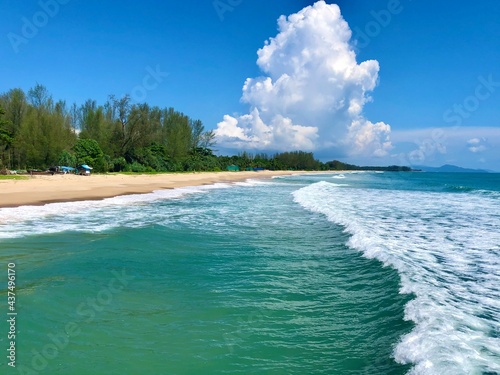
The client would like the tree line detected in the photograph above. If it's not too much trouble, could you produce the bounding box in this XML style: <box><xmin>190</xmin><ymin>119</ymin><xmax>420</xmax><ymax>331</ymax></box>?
<box><xmin>0</xmin><ymin>84</ymin><xmax>328</xmax><ymax>173</ymax></box>
<box><xmin>324</xmin><ymin>160</ymin><xmax>412</xmax><ymax>172</ymax></box>
<box><xmin>0</xmin><ymin>84</ymin><xmax>412</xmax><ymax>173</ymax></box>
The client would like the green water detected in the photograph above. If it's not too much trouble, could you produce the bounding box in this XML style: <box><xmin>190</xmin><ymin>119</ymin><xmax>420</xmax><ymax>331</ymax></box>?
<box><xmin>1</xmin><ymin>178</ymin><xmax>413</xmax><ymax>374</ymax></box>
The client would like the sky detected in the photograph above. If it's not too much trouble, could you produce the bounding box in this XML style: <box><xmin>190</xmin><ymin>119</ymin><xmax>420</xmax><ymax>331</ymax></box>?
<box><xmin>1</xmin><ymin>0</ymin><xmax>499</xmax><ymax>170</ymax></box>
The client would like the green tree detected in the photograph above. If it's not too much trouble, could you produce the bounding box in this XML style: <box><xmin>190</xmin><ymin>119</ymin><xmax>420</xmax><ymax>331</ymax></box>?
<box><xmin>0</xmin><ymin>106</ymin><xmax>13</xmax><ymax>168</ymax></box>
<box><xmin>57</xmin><ymin>150</ymin><xmax>77</xmax><ymax>167</ymax></box>
<box><xmin>275</xmin><ymin>151</ymin><xmax>320</xmax><ymax>170</ymax></box>
<box><xmin>162</xmin><ymin>107</ymin><xmax>192</xmax><ymax>159</ymax></box>
<box><xmin>0</xmin><ymin>89</ymin><xmax>26</xmax><ymax>136</ymax></box>
<box><xmin>13</xmin><ymin>85</ymin><xmax>76</xmax><ymax>168</ymax></box>
<box><xmin>190</xmin><ymin>119</ymin><xmax>204</xmax><ymax>149</ymax></box>
<box><xmin>0</xmin><ymin>89</ymin><xmax>27</xmax><ymax>169</ymax></box>
<box><xmin>109</xmin><ymin>95</ymin><xmax>131</xmax><ymax>153</ymax></box>
<box><xmin>73</xmin><ymin>138</ymin><xmax>104</xmax><ymax>170</ymax></box>
<box><xmin>111</xmin><ymin>157</ymin><xmax>127</xmax><ymax>172</ymax></box>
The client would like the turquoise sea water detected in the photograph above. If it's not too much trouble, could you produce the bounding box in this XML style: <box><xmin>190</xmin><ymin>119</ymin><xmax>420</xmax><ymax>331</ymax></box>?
<box><xmin>0</xmin><ymin>172</ymin><xmax>499</xmax><ymax>374</ymax></box>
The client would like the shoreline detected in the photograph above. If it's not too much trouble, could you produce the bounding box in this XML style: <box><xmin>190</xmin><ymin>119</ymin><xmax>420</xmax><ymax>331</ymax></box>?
<box><xmin>0</xmin><ymin>171</ymin><xmax>329</xmax><ymax>208</ymax></box>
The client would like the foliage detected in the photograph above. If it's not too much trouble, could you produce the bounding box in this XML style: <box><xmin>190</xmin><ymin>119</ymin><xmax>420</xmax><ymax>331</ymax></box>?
<box><xmin>0</xmin><ymin>106</ymin><xmax>14</xmax><ymax>166</ymax></box>
<box><xmin>57</xmin><ymin>150</ymin><xmax>77</xmax><ymax>167</ymax></box>
<box><xmin>0</xmin><ymin>107</ymin><xmax>13</xmax><ymax>145</ymax></box>
<box><xmin>275</xmin><ymin>151</ymin><xmax>320</xmax><ymax>170</ymax></box>
<box><xmin>72</xmin><ymin>138</ymin><xmax>104</xmax><ymax>171</ymax></box>
<box><xmin>0</xmin><ymin>85</ymin><xmax>76</xmax><ymax>169</ymax></box>
<box><xmin>111</xmin><ymin>157</ymin><xmax>127</xmax><ymax>172</ymax></box>
<box><xmin>324</xmin><ymin>160</ymin><xmax>413</xmax><ymax>172</ymax></box>
<box><xmin>129</xmin><ymin>161</ymin><xmax>148</xmax><ymax>173</ymax></box>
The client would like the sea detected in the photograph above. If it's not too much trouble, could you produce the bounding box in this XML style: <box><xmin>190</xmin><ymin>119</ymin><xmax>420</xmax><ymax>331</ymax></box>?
<box><xmin>0</xmin><ymin>172</ymin><xmax>499</xmax><ymax>375</ymax></box>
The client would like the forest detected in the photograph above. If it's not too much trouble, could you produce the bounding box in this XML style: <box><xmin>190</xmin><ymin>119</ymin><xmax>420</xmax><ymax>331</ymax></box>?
<box><xmin>0</xmin><ymin>84</ymin><xmax>411</xmax><ymax>173</ymax></box>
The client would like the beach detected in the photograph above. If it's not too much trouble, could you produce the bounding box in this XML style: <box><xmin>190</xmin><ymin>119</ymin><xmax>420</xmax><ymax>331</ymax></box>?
<box><xmin>0</xmin><ymin>171</ymin><xmax>303</xmax><ymax>208</ymax></box>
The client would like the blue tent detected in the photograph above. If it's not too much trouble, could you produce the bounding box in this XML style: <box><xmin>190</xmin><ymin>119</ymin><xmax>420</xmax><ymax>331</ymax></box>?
<box><xmin>77</xmin><ymin>164</ymin><xmax>93</xmax><ymax>175</ymax></box>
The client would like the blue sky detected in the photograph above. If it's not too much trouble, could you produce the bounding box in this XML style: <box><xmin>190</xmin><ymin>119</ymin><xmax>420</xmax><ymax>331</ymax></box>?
<box><xmin>1</xmin><ymin>0</ymin><xmax>499</xmax><ymax>170</ymax></box>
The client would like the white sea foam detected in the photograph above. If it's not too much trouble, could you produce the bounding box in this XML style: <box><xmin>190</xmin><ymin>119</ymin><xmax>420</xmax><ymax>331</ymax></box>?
<box><xmin>0</xmin><ymin>179</ymin><xmax>296</xmax><ymax>239</ymax></box>
<box><xmin>332</xmin><ymin>174</ymin><xmax>346</xmax><ymax>179</ymax></box>
<box><xmin>0</xmin><ymin>182</ymin><xmax>235</xmax><ymax>239</ymax></box>
<box><xmin>293</xmin><ymin>181</ymin><xmax>500</xmax><ymax>375</ymax></box>
<box><xmin>234</xmin><ymin>179</ymin><xmax>276</xmax><ymax>187</ymax></box>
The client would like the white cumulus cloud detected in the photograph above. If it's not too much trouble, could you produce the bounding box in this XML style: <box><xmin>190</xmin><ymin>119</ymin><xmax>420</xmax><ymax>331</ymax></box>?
<box><xmin>467</xmin><ymin>138</ymin><xmax>487</xmax><ymax>153</ymax></box>
<box><xmin>215</xmin><ymin>1</ymin><xmax>392</xmax><ymax>156</ymax></box>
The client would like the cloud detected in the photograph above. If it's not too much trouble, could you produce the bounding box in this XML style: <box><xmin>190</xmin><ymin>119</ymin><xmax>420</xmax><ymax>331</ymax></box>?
<box><xmin>347</xmin><ymin>119</ymin><xmax>392</xmax><ymax>157</ymax></box>
<box><xmin>215</xmin><ymin>1</ymin><xmax>391</xmax><ymax>156</ymax></box>
<box><xmin>468</xmin><ymin>145</ymin><xmax>486</xmax><ymax>153</ymax></box>
<box><xmin>215</xmin><ymin>109</ymin><xmax>318</xmax><ymax>150</ymax></box>
<box><xmin>467</xmin><ymin>137</ymin><xmax>487</xmax><ymax>153</ymax></box>
<box><xmin>467</xmin><ymin>138</ymin><xmax>481</xmax><ymax>145</ymax></box>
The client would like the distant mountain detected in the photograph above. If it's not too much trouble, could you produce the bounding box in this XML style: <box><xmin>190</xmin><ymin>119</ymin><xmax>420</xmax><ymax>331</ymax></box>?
<box><xmin>414</xmin><ymin>164</ymin><xmax>491</xmax><ymax>173</ymax></box>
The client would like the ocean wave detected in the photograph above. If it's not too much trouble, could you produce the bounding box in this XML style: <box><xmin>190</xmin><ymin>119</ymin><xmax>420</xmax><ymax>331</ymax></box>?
<box><xmin>293</xmin><ymin>181</ymin><xmax>500</xmax><ymax>375</ymax></box>
<box><xmin>0</xmin><ymin>182</ymin><xmax>235</xmax><ymax>239</ymax></box>
<box><xmin>234</xmin><ymin>179</ymin><xmax>280</xmax><ymax>187</ymax></box>
<box><xmin>443</xmin><ymin>185</ymin><xmax>500</xmax><ymax>199</ymax></box>
<box><xmin>445</xmin><ymin>185</ymin><xmax>475</xmax><ymax>193</ymax></box>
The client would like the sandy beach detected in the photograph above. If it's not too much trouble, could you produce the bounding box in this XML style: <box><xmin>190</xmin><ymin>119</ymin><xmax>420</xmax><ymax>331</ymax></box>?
<box><xmin>0</xmin><ymin>171</ymin><xmax>310</xmax><ymax>208</ymax></box>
